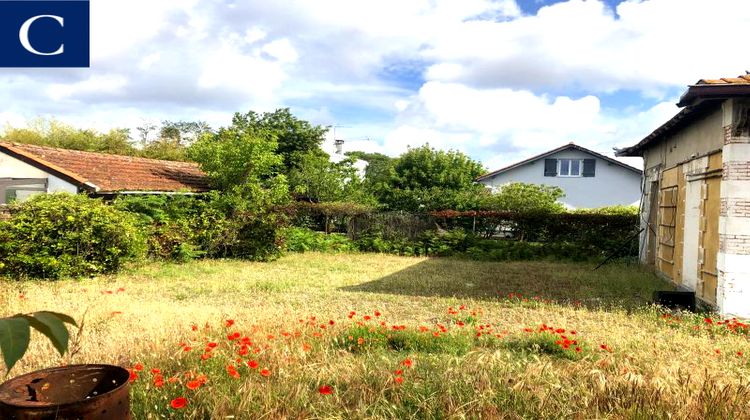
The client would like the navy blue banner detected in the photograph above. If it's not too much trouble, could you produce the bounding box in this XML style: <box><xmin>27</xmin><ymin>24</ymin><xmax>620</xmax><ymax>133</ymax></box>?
<box><xmin>0</xmin><ymin>0</ymin><xmax>89</xmax><ymax>67</ymax></box>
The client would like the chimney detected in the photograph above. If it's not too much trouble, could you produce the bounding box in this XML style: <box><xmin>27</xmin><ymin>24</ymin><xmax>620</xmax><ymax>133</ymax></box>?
<box><xmin>334</xmin><ymin>139</ymin><xmax>344</xmax><ymax>155</ymax></box>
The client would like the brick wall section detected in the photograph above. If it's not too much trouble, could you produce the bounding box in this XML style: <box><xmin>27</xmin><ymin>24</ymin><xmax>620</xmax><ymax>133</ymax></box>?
<box><xmin>721</xmin><ymin>198</ymin><xmax>750</xmax><ymax>217</ymax></box>
<box><xmin>720</xmin><ymin>234</ymin><xmax>750</xmax><ymax>254</ymax></box>
<box><xmin>725</xmin><ymin>125</ymin><xmax>750</xmax><ymax>144</ymax></box>
<box><xmin>723</xmin><ymin>162</ymin><xmax>750</xmax><ymax>180</ymax></box>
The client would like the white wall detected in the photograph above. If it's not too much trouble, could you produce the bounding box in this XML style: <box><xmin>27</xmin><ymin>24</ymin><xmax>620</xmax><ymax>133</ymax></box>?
<box><xmin>479</xmin><ymin>149</ymin><xmax>643</xmax><ymax>209</ymax></box>
<box><xmin>0</xmin><ymin>151</ymin><xmax>78</xmax><ymax>203</ymax></box>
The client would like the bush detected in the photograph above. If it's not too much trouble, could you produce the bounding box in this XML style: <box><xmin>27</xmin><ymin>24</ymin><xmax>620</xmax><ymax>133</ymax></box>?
<box><xmin>0</xmin><ymin>193</ymin><xmax>146</xmax><ymax>279</ymax></box>
<box><xmin>282</xmin><ymin>227</ymin><xmax>357</xmax><ymax>253</ymax></box>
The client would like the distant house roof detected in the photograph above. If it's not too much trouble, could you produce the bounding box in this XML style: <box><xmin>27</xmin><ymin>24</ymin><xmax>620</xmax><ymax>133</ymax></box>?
<box><xmin>476</xmin><ymin>142</ymin><xmax>642</xmax><ymax>182</ymax></box>
<box><xmin>0</xmin><ymin>142</ymin><xmax>209</xmax><ymax>193</ymax></box>
<box><xmin>617</xmin><ymin>74</ymin><xmax>750</xmax><ymax>157</ymax></box>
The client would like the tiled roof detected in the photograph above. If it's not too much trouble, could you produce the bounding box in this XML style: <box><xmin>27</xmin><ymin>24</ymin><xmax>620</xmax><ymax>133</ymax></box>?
<box><xmin>477</xmin><ymin>142</ymin><xmax>642</xmax><ymax>181</ymax></box>
<box><xmin>0</xmin><ymin>142</ymin><xmax>209</xmax><ymax>193</ymax></box>
<box><xmin>696</xmin><ymin>74</ymin><xmax>750</xmax><ymax>85</ymax></box>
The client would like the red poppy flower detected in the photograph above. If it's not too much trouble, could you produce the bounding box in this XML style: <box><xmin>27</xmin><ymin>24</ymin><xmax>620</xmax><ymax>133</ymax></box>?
<box><xmin>151</xmin><ymin>368</ymin><xmax>161</xmax><ymax>374</ymax></box>
<box><xmin>153</xmin><ymin>376</ymin><xmax>164</xmax><ymax>388</ymax></box>
<box><xmin>191</xmin><ymin>324</ymin><xmax>199</xmax><ymax>331</ymax></box>
<box><xmin>302</xmin><ymin>343</ymin><xmax>312</xmax><ymax>352</ymax></box>
<box><xmin>401</xmin><ymin>358</ymin><xmax>413</xmax><ymax>368</ymax></box>
<box><xmin>247</xmin><ymin>360</ymin><xmax>259</xmax><ymax>369</ymax></box>
<box><xmin>200</xmin><ymin>353</ymin><xmax>212</xmax><ymax>361</ymax></box>
<box><xmin>128</xmin><ymin>370</ymin><xmax>138</xmax><ymax>383</ymax></box>
<box><xmin>207</xmin><ymin>342</ymin><xmax>218</xmax><ymax>348</ymax></box>
<box><xmin>394</xmin><ymin>376</ymin><xmax>404</xmax><ymax>384</ymax></box>
<box><xmin>374</xmin><ymin>311</ymin><xmax>381</xmax><ymax>317</ymax></box>
<box><xmin>575</xmin><ymin>347</ymin><xmax>582</xmax><ymax>353</ymax></box>
<box><xmin>357</xmin><ymin>337</ymin><xmax>365</xmax><ymax>345</ymax></box>
<box><xmin>186</xmin><ymin>379</ymin><xmax>202</xmax><ymax>390</ymax></box>
<box><xmin>226</xmin><ymin>365</ymin><xmax>240</xmax><ymax>379</ymax></box>
<box><xmin>133</xmin><ymin>363</ymin><xmax>144</xmax><ymax>372</ymax></box>
<box><xmin>394</xmin><ymin>369</ymin><xmax>403</xmax><ymax>375</ymax></box>
<box><xmin>170</xmin><ymin>397</ymin><xmax>188</xmax><ymax>409</ymax></box>
<box><xmin>226</xmin><ymin>319</ymin><xmax>235</xmax><ymax>327</ymax></box>
<box><xmin>260</xmin><ymin>368</ymin><xmax>271</xmax><ymax>377</ymax></box>
<box><xmin>363</xmin><ymin>315</ymin><xmax>372</xmax><ymax>321</ymax></box>
<box><xmin>238</xmin><ymin>345</ymin><xmax>249</xmax><ymax>356</ymax></box>
<box><xmin>183</xmin><ymin>346</ymin><xmax>193</xmax><ymax>352</ymax></box>
<box><xmin>319</xmin><ymin>385</ymin><xmax>333</xmax><ymax>395</ymax></box>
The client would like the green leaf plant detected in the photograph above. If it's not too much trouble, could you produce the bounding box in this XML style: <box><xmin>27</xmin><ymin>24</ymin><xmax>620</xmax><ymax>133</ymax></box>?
<box><xmin>0</xmin><ymin>312</ymin><xmax>77</xmax><ymax>375</ymax></box>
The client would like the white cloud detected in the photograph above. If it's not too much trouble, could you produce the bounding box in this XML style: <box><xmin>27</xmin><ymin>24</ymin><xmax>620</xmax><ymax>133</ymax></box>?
<box><xmin>0</xmin><ymin>0</ymin><xmax>747</xmax><ymax>173</ymax></box>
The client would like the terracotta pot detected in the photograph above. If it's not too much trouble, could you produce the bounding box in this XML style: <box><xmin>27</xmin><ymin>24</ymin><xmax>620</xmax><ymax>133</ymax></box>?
<box><xmin>0</xmin><ymin>364</ymin><xmax>130</xmax><ymax>419</ymax></box>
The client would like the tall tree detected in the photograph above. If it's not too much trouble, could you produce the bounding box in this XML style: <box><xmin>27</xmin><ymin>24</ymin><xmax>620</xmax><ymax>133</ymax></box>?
<box><xmin>231</xmin><ymin>108</ymin><xmax>328</xmax><ymax>171</ymax></box>
<box><xmin>379</xmin><ymin>145</ymin><xmax>486</xmax><ymax>211</ymax></box>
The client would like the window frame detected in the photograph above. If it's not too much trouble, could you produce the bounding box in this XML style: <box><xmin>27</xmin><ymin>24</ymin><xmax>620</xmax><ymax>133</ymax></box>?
<box><xmin>557</xmin><ymin>159</ymin><xmax>584</xmax><ymax>177</ymax></box>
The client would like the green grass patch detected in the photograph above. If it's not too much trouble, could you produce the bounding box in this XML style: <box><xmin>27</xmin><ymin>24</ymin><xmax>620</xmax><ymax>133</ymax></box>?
<box><xmin>336</xmin><ymin>324</ymin><xmax>477</xmax><ymax>355</ymax></box>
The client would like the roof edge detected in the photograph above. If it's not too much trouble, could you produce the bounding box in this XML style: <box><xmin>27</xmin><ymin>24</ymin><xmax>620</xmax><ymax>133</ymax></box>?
<box><xmin>477</xmin><ymin>143</ymin><xmax>642</xmax><ymax>181</ymax></box>
<box><xmin>0</xmin><ymin>142</ymin><xmax>98</xmax><ymax>192</ymax></box>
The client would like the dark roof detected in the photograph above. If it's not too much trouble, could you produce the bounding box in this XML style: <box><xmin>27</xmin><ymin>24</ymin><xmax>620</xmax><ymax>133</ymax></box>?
<box><xmin>0</xmin><ymin>142</ymin><xmax>210</xmax><ymax>193</ymax></box>
<box><xmin>476</xmin><ymin>142</ymin><xmax>642</xmax><ymax>181</ymax></box>
<box><xmin>617</xmin><ymin>74</ymin><xmax>750</xmax><ymax>157</ymax></box>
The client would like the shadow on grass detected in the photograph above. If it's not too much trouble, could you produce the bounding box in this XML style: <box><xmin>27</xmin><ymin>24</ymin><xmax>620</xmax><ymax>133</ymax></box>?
<box><xmin>340</xmin><ymin>257</ymin><xmax>672</xmax><ymax>309</ymax></box>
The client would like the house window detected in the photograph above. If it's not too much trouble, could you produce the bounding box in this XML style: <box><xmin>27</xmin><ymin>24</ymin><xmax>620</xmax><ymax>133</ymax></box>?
<box><xmin>558</xmin><ymin>159</ymin><xmax>583</xmax><ymax>177</ymax></box>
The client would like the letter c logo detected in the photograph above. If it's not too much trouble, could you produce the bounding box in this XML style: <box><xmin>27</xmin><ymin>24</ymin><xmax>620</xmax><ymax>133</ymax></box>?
<box><xmin>19</xmin><ymin>15</ymin><xmax>65</xmax><ymax>56</ymax></box>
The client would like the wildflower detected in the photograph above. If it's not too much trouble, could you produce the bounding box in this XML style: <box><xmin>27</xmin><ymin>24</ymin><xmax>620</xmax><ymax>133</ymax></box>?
<box><xmin>228</xmin><ymin>332</ymin><xmax>241</xmax><ymax>341</ymax></box>
<box><xmin>363</xmin><ymin>315</ymin><xmax>372</xmax><ymax>321</ymax></box>
<box><xmin>170</xmin><ymin>397</ymin><xmax>188</xmax><ymax>409</ymax></box>
<box><xmin>151</xmin><ymin>368</ymin><xmax>161</xmax><ymax>374</ymax></box>
<box><xmin>260</xmin><ymin>368</ymin><xmax>271</xmax><ymax>377</ymax></box>
<box><xmin>186</xmin><ymin>379</ymin><xmax>202</xmax><ymax>390</ymax></box>
<box><xmin>302</xmin><ymin>343</ymin><xmax>312</xmax><ymax>352</ymax></box>
<box><xmin>394</xmin><ymin>376</ymin><xmax>404</xmax><ymax>384</ymax></box>
<box><xmin>133</xmin><ymin>363</ymin><xmax>144</xmax><ymax>372</ymax></box>
<box><xmin>319</xmin><ymin>385</ymin><xmax>333</xmax><ymax>395</ymax></box>
<box><xmin>153</xmin><ymin>375</ymin><xmax>164</xmax><ymax>388</ymax></box>
<box><xmin>207</xmin><ymin>342</ymin><xmax>218</xmax><ymax>349</ymax></box>
<box><xmin>401</xmin><ymin>358</ymin><xmax>413</xmax><ymax>368</ymax></box>
<box><xmin>128</xmin><ymin>370</ymin><xmax>138</xmax><ymax>383</ymax></box>
<box><xmin>394</xmin><ymin>369</ymin><xmax>403</xmax><ymax>375</ymax></box>
<box><xmin>600</xmin><ymin>344</ymin><xmax>611</xmax><ymax>352</ymax></box>
<box><xmin>348</xmin><ymin>311</ymin><xmax>356</xmax><ymax>319</ymax></box>
<box><xmin>329</xmin><ymin>319</ymin><xmax>335</xmax><ymax>325</ymax></box>
<box><xmin>226</xmin><ymin>319</ymin><xmax>235</xmax><ymax>328</ymax></box>
<box><xmin>738</xmin><ymin>351</ymin><xmax>744</xmax><ymax>357</ymax></box>
<box><xmin>715</xmin><ymin>349</ymin><xmax>721</xmax><ymax>355</ymax></box>
<box><xmin>238</xmin><ymin>345</ymin><xmax>249</xmax><ymax>356</ymax></box>
<box><xmin>374</xmin><ymin>311</ymin><xmax>381</xmax><ymax>317</ymax></box>
<box><xmin>704</xmin><ymin>318</ymin><xmax>713</xmax><ymax>325</ymax></box>
<box><xmin>419</xmin><ymin>326</ymin><xmax>429</xmax><ymax>332</ymax></box>
<box><xmin>200</xmin><ymin>353</ymin><xmax>212</xmax><ymax>361</ymax></box>
<box><xmin>357</xmin><ymin>337</ymin><xmax>365</xmax><ymax>345</ymax></box>
<box><xmin>247</xmin><ymin>360</ymin><xmax>259</xmax><ymax>369</ymax></box>
<box><xmin>191</xmin><ymin>324</ymin><xmax>199</xmax><ymax>331</ymax></box>
<box><xmin>575</xmin><ymin>347</ymin><xmax>582</xmax><ymax>353</ymax></box>
<box><xmin>267</xmin><ymin>334</ymin><xmax>275</xmax><ymax>340</ymax></box>
<box><xmin>226</xmin><ymin>365</ymin><xmax>240</xmax><ymax>379</ymax></box>
<box><xmin>183</xmin><ymin>346</ymin><xmax>193</xmax><ymax>352</ymax></box>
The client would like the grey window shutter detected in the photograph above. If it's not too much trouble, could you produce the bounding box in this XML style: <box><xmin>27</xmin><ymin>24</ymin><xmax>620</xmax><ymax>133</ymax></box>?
<box><xmin>582</xmin><ymin>159</ymin><xmax>596</xmax><ymax>177</ymax></box>
<box><xmin>544</xmin><ymin>159</ymin><xmax>557</xmax><ymax>177</ymax></box>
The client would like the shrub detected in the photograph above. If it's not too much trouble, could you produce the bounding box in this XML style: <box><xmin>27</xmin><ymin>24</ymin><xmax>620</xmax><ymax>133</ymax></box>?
<box><xmin>283</xmin><ymin>227</ymin><xmax>357</xmax><ymax>253</ymax></box>
<box><xmin>0</xmin><ymin>193</ymin><xmax>146</xmax><ymax>279</ymax></box>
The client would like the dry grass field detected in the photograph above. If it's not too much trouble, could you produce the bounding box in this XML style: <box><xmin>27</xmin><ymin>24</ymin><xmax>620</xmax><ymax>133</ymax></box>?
<box><xmin>2</xmin><ymin>253</ymin><xmax>749</xmax><ymax>419</ymax></box>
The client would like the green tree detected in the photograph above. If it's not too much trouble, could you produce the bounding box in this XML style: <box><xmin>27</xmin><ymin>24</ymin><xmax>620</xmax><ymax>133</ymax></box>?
<box><xmin>2</xmin><ymin>118</ymin><xmax>138</xmax><ymax>156</ymax></box>
<box><xmin>482</xmin><ymin>183</ymin><xmax>565</xmax><ymax>213</ymax></box>
<box><xmin>379</xmin><ymin>145</ymin><xmax>486</xmax><ymax>211</ymax></box>
<box><xmin>231</xmin><ymin>108</ymin><xmax>328</xmax><ymax>171</ymax></box>
<box><xmin>288</xmin><ymin>152</ymin><xmax>373</xmax><ymax>204</ymax></box>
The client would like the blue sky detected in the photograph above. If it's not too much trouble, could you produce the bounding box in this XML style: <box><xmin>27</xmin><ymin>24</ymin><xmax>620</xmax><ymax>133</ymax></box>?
<box><xmin>0</xmin><ymin>0</ymin><xmax>748</xmax><ymax>170</ymax></box>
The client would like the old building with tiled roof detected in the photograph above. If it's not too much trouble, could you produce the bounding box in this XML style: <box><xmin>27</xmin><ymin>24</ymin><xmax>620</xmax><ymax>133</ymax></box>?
<box><xmin>617</xmin><ymin>73</ymin><xmax>750</xmax><ymax>318</ymax></box>
<box><xmin>0</xmin><ymin>142</ymin><xmax>209</xmax><ymax>203</ymax></box>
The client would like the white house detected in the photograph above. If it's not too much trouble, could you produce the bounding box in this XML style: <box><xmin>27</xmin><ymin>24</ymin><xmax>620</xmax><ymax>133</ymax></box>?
<box><xmin>477</xmin><ymin>143</ymin><xmax>643</xmax><ymax>209</ymax></box>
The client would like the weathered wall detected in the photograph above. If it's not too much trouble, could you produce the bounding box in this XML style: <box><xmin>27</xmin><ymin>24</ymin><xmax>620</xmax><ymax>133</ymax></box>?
<box><xmin>717</xmin><ymin>99</ymin><xmax>750</xmax><ymax>318</ymax></box>
<box><xmin>643</xmin><ymin>107</ymin><xmax>724</xmax><ymax>172</ymax></box>
<box><xmin>479</xmin><ymin>148</ymin><xmax>643</xmax><ymax>209</ymax></box>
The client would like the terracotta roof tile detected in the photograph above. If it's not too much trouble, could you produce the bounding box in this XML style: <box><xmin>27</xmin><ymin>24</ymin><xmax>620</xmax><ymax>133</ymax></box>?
<box><xmin>0</xmin><ymin>142</ymin><xmax>209</xmax><ymax>193</ymax></box>
<box><xmin>696</xmin><ymin>74</ymin><xmax>750</xmax><ymax>85</ymax></box>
